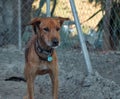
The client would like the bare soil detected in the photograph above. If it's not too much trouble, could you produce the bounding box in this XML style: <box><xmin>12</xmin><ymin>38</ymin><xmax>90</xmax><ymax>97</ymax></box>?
<box><xmin>0</xmin><ymin>45</ymin><xmax>120</xmax><ymax>99</ymax></box>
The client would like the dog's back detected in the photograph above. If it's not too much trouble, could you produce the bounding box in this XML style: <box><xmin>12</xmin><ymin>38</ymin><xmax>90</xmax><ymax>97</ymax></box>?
<box><xmin>25</xmin><ymin>34</ymin><xmax>37</xmax><ymax>63</ymax></box>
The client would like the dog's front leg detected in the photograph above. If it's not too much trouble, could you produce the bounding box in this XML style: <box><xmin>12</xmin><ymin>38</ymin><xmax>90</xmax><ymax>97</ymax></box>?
<box><xmin>27</xmin><ymin>76</ymin><xmax>34</xmax><ymax>99</ymax></box>
<box><xmin>24</xmin><ymin>66</ymin><xmax>35</xmax><ymax>99</ymax></box>
<box><xmin>49</xmin><ymin>65</ymin><xmax>58</xmax><ymax>99</ymax></box>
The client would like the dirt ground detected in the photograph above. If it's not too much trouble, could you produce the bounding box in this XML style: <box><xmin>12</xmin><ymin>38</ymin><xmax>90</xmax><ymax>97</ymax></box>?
<box><xmin>0</xmin><ymin>45</ymin><xmax>120</xmax><ymax>99</ymax></box>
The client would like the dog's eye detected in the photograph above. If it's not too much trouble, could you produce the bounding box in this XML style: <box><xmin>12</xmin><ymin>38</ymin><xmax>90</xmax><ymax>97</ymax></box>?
<box><xmin>43</xmin><ymin>27</ymin><xmax>49</xmax><ymax>32</ymax></box>
<box><xmin>56</xmin><ymin>27</ymin><xmax>60</xmax><ymax>31</ymax></box>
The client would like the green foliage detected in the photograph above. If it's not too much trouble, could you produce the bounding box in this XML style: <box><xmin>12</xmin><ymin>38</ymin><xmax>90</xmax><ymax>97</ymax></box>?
<box><xmin>87</xmin><ymin>0</ymin><xmax>120</xmax><ymax>30</ymax></box>
<box><xmin>87</xmin><ymin>0</ymin><xmax>120</xmax><ymax>50</ymax></box>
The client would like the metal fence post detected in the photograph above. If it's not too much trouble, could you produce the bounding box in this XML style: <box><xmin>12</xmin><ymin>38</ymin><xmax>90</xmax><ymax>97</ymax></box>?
<box><xmin>69</xmin><ymin>0</ymin><xmax>93</xmax><ymax>75</ymax></box>
<box><xmin>18</xmin><ymin>0</ymin><xmax>22</xmax><ymax>50</ymax></box>
<box><xmin>46</xmin><ymin>0</ymin><xmax>51</xmax><ymax>17</ymax></box>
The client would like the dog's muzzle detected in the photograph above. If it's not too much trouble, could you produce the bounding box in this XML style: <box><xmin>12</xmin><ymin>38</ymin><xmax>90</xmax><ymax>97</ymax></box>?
<box><xmin>52</xmin><ymin>38</ymin><xmax>59</xmax><ymax>47</ymax></box>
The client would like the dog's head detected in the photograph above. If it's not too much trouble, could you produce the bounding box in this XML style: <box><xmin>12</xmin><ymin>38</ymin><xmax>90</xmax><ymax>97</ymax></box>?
<box><xmin>28</xmin><ymin>17</ymin><xmax>69</xmax><ymax>48</ymax></box>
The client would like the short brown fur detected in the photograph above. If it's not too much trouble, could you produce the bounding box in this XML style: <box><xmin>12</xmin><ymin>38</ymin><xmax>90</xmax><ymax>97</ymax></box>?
<box><xmin>24</xmin><ymin>17</ymin><xmax>69</xmax><ymax>99</ymax></box>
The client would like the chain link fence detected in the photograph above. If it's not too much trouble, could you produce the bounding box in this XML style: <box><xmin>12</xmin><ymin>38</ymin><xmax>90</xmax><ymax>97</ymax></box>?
<box><xmin>0</xmin><ymin>0</ymin><xmax>120</xmax><ymax>51</ymax></box>
<box><xmin>0</xmin><ymin>0</ymin><xmax>18</xmax><ymax>46</ymax></box>
<box><xmin>0</xmin><ymin>1</ymin><xmax>120</xmax><ymax>98</ymax></box>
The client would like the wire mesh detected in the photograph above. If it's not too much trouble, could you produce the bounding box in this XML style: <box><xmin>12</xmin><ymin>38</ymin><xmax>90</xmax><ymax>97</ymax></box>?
<box><xmin>0</xmin><ymin>0</ymin><xmax>120</xmax><ymax>51</ymax></box>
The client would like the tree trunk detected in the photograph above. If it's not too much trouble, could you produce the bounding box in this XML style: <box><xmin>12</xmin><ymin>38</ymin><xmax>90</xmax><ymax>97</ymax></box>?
<box><xmin>103</xmin><ymin>0</ymin><xmax>112</xmax><ymax>50</ymax></box>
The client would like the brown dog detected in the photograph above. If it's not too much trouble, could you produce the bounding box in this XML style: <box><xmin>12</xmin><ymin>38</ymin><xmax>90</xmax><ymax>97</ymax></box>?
<box><xmin>24</xmin><ymin>17</ymin><xmax>69</xmax><ymax>99</ymax></box>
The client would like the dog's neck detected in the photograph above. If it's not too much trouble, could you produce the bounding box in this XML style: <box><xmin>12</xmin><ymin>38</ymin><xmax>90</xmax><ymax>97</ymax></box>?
<box><xmin>34</xmin><ymin>37</ymin><xmax>54</xmax><ymax>62</ymax></box>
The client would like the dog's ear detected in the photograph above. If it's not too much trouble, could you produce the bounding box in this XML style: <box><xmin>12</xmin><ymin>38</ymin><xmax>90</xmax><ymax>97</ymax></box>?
<box><xmin>27</xmin><ymin>18</ymin><xmax>41</xmax><ymax>34</ymax></box>
<box><xmin>27</xmin><ymin>18</ymin><xmax>41</xmax><ymax>25</ymax></box>
<box><xmin>57</xmin><ymin>17</ymin><xmax>70</xmax><ymax>27</ymax></box>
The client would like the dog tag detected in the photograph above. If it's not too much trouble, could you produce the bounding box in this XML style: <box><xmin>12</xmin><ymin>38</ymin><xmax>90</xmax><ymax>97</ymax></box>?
<box><xmin>47</xmin><ymin>56</ymin><xmax>53</xmax><ymax>62</ymax></box>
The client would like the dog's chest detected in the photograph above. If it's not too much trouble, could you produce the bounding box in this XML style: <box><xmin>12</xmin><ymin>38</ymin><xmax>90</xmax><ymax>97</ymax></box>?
<box><xmin>38</xmin><ymin>64</ymin><xmax>49</xmax><ymax>70</ymax></box>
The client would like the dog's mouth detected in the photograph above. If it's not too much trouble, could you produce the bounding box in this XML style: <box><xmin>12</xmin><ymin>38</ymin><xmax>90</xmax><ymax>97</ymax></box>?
<box><xmin>45</xmin><ymin>39</ymin><xmax>60</xmax><ymax>48</ymax></box>
<box><xmin>51</xmin><ymin>43</ymin><xmax>60</xmax><ymax>48</ymax></box>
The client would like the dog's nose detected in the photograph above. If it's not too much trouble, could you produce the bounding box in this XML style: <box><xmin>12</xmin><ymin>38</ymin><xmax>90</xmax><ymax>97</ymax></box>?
<box><xmin>52</xmin><ymin>38</ymin><xmax>59</xmax><ymax>46</ymax></box>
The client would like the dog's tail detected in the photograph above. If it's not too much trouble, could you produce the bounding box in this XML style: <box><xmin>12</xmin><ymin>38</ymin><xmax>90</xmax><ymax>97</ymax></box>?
<box><xmin>5</xmin><ymin>76</ymin><xmax>26</xmax><ymax>82</ymax></box>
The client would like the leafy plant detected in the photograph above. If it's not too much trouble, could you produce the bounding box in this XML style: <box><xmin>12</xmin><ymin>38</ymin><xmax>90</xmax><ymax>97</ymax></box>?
<box><xmin>86</xmin><ymin>0</ymin><xmax>120</xmax><ymax>50</ymax></box>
